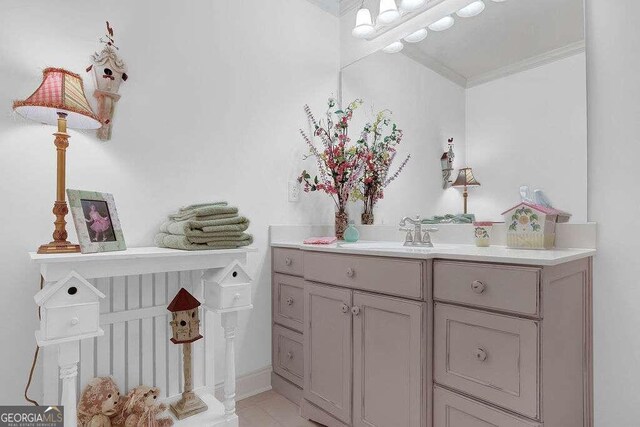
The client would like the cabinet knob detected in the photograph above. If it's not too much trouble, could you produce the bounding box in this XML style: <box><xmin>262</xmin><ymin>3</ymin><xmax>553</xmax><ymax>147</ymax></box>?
<box><xmin>471</xmin><ymin>280</ymin><xmax>486</xmax><ymax>294</ymax></box>
<box><xmin>234</xmin><ymin>293</ymin><xmax>241</xmax><ymax>300</ymax></box>
<box><xmin>474</xmin><ymin>348</ymin><xmax>488</xmax><ymax>362</ymax></box>
<box><xmin>341</xmin><ymin>303</ymin><xmax>350</xmax><ymax>313</ymax></box>
<box><xmin>287</xmin><ymin>351</ymin><xmax>294</xmax><ymax>360</ymax></box>
<box><xmin>351</xmin><ymin>306</ymin><xmax>360</xmax><ymax>316</ymax></box>
<box><xmin>70</xmin><ymin>317</ymin><xmax>79</xmax><ymax>326</ymax></box>
<box><xmin>286</xmin><ymin>296</ymin><xmax>294</xmax><ymax>306</ymax></box>
<box><xmin>284</xmin><ymin>257</ymin><xmax>292</xmax><ymax>266</ymax></box>
<box><xmin>346</xmin><ymin>268</ymin><xmax>355</xmax><ymax>278</ymax></box>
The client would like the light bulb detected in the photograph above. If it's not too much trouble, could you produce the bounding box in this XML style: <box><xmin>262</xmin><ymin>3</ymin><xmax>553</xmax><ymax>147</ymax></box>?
<box><xmin>404</xmin><ymin>28</ymin><xmax>428</xmax><ymax>43</ymax></box>
<box><xmin>378</xmin><ymin>0</ymin><xmax>400</xmax><ymax>24</ymax></box>
<box><xmin>428</xmin><ymin>16</ymin><xmax>455</xmax><ymax>31</ymax></box>
<box><xmin>457</xmin><ymin>1</ymin><xmax>485</xmax><ymax>18</ymax></box>
<box><xmin>352</xmin><ymin>8</ymin><xmax>375</xmax><ymax>38</ymax></box>
<box><xmin>400</xmin><ymin>0</ymin><xmax>427</xmax><ymax>11</ymax></box>
<box><xmin>382</xmin><ymin>41</ymin><xmax>404</xmax><ymax>53</ymax></box>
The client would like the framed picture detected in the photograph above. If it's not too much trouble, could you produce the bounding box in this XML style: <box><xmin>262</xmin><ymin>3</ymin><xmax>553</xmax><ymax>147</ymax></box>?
<box><xmin>67</xmin><ymin>189</ymin><xmax>126</xmax><ymax>254</ymax></box>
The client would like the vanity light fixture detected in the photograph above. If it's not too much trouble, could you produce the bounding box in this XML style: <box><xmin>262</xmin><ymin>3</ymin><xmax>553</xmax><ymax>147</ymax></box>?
<box><xmin>404</xmin><ymin>28</ymin><xmax>428</xmax><ymax>43</ymax></box>
<box><xmin>457</xmin><ymin>0</ymin><xmax>485</xmax><ymax>18</ymax></box>
<box><xmin>352</xmin><ymin>6</ymin><xmax>376</xmax><ymax>38</ymax></box>
<box><xmin>382</xmin><ymin>41</ymin><xmax>404</xmax><ymax>53</ymax></box>
<box><xmin>400</xmin><ymin>0</ymin><xmax>427</xmax><ymax>11</ymax></box>
<box><xmin>378</xmin><ymin>0</ymin><xmax>400</xmax><ymax>24</ymax></box>
<box><xmin>428</xmin><ymin>15</ymin><xmax>455</xmax><ymax>31</ymax></box>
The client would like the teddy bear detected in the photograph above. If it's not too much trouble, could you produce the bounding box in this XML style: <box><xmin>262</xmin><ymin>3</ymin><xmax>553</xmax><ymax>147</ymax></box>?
<box><xmin>77</xmin><ymin>376</ymin><xmax>122</xmax><ymax>427</ymax></box>
<box><xmin>113</xmin><ymin>385</ymin><xmax>174</xmax><ymax>427</ymax></box>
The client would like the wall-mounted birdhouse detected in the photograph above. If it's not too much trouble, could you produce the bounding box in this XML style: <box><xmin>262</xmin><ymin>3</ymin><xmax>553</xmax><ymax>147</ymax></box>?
<box><xmin>167</xmin><ymin>288</ymin><xmax>203</xmax><ymax>344</ymax></box>
<box><xmin>203</xmin><ymin>260</ymin><xmax>252</xmax><ymax>312</ymax></box>
<box><xmin>87</xmin><ymin>21</ymin><xmax>128</xmax><ymax>141</ymax></box>
<box><xmin>34</xmin><ymin>271</ymin><xmax>105</xmax><ymax>345</ymax></box>
<box><xmin>441</xmin><ymin>138</ymin><xmax>455</xmax><ymax>189</ymax></box>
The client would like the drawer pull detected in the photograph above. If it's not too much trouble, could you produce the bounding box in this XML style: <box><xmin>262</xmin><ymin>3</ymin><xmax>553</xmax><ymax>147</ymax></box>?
<box><xmin>351</xmin><ymin>306</ymin><xmax>360</xmax><ymax>316</ymax></box>
<box><xmin>471</xmin><ymin>280</ymin><xmax>486</xmax><ymax>294</ymax></box>
<box><xmin>234</xmin><ymin>293</ymin><xmax>241</xmax><ymax>300</ymax></box>
<box><xmin>474</xmin><ymin>348</ymin><xmax>488</xmax><ymax>362</ymax></box>
<box><xmin>287</xmin><ymin>351</ymin><xmax>294</xmax><ymax>360</ymax></box>
<box><xmin>70</xmin><ymin>317</ymin><xmax>79</xmax><ymax>326</ymax></box>
<box><xmin>342</xmin><ymin>303</ymin><xmax>350</xmax><ymax>313</ymax></box>
<box><xmin>286</xmin><ymin>296</ymin><xmax>294</xmax><ymax>306</ymax></box>
<box><xmin>284</xmin><ymin>257</ymin><xmax>292</xmax><ymax>266</ymax></box>
<box><xmin>346</xmin><ymin>268</ymin><xmax>355</xmax><ymax>278</ymax></box>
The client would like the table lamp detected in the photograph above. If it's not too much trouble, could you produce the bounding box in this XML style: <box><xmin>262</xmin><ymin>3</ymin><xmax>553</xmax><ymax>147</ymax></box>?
<box><xmin>13</xmin><ymin>68</ymin><xmax>102</xmax><ymax>254</ymax></box>
<box><xmin>452</xmin><ymin>167</ymin><xmax>481</xmax><ymax>214</ymax></box>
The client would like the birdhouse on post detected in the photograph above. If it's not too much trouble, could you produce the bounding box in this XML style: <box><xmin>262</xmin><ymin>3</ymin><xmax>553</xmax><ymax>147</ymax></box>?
<box><xmin>34</xmin><ymin>271</ymin><xmax>105</xmax><ymax>345</ymax></box>
<box><xmin>168</xmin><ymin>288</ymin><xmax>203</xmax><ymax>344</ymax></box>
<box><xmin>167</xmin><ymin>288</ymin><xmax>207</xmax><ymax>419</ymax></box>
<box><xmin>203</xmin><ymin>260</ymin><xmax>253</xmax><ymax>312</ymax></box>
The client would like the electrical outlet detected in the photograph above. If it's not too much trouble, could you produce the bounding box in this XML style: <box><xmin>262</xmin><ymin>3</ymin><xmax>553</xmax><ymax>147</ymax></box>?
<box><xmin>288</xmin><ymin>181</ymin><xmax>300</xmax><ymax>202</ymax></box>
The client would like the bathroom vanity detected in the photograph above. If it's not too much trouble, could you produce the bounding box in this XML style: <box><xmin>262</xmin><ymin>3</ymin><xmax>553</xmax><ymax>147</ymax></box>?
<box><xmin>270</xmin><ymin>241</ymin><xmax>594</xmax><ymax>427</ymax></box>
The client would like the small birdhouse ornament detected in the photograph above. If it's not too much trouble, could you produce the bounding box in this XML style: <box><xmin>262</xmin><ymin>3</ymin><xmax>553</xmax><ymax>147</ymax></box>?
<box><xmin>203</xmin><ymin>260</ymin><xmax>253</xmax><ymax>312</ymax></box>
<box><xmin>87</xmin><ymin>21</ymin><xmax>129</xmax><ymax>141</ymax></box>
<box><xmin>167</xmin><ymin>288</ymin><xmax>202</xmax><ymax>344</ymax></box>
<box><xmin>167</xmin><ymin>288</ymin><xmax>208</xmax><ymax>419</ymax></box>
<box><xmin>441</xmin><ymin>138</ymin><xmax>455</xmax><ymax>189</ymax></box>
<box><xmin>34</xmin><ymin>271</ymin><xmax>105</xmax><ymax>346</ymax></box>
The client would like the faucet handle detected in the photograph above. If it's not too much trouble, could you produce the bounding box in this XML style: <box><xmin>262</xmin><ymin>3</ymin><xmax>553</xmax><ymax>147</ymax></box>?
<box><xmin>399</xmin><ymin>227</ymin><xmax>414</xmax><ymax>244</ymax></box>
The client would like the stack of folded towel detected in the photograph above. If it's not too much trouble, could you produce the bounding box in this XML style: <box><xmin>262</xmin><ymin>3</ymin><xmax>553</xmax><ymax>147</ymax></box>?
<box><xmin>154</xmin><ymin>202</ymin><xmax>253</xmax><ymax>250</ymax></box>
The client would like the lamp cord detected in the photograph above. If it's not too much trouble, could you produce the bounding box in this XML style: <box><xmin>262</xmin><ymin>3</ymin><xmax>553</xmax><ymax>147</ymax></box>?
<box><xmin>24</xmin><ymin>276</ymin><xmax>43</xmax><ymax>406</ymax></box>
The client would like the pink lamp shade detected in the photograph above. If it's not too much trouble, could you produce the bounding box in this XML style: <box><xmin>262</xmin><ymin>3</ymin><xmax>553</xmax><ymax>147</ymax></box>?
<box><xmin>13</xmin><ymin>67</ymin><xmax>102</xmax><ymax>130</ymax></box>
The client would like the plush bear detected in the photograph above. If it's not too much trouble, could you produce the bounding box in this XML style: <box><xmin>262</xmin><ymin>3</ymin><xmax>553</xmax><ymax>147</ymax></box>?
<box><xmin>77</xmin><ymin>376</ymin><xmax>122</xmax><ymax>427</ymax></box>
<box><xmin>113</xmin><ymin>386</ymin><xmax>174</xmax><ymax>427</ymax></box>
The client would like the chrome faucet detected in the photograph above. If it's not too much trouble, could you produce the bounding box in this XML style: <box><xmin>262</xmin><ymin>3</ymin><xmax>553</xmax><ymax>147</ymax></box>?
<box><xmin>399</xmin><ymin>215</ymin><xmax>438</xmax><ymax>247</ymax></box>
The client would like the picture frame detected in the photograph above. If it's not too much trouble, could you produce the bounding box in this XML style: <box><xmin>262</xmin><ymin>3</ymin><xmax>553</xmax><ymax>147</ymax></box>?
<box><xmin>67</xmin><ymin>189</ymin><xmax>126</xmax><ymax>254</ymax></box>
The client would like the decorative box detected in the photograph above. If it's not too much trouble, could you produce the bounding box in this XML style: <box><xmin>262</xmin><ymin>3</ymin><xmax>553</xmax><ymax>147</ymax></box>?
<box><xmin>502</xmin><ymin>202</ymin><xmax>571</xmax><ymax>250</ymax></box>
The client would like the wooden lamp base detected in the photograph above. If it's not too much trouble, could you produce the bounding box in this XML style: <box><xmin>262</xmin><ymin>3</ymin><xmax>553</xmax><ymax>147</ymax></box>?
<box><xmin>37</xmin><ymin>114</ymin><xmax>81</xmax><ymax>255</ymax></box>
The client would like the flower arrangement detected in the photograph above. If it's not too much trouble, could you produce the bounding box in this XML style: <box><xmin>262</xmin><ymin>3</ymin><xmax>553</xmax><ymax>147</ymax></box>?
<box><xmin>298</xmin><ymin>98</ymin><xmax>367</xmax><ymax>238</ymax></box>
<box><xmin>352</xmin><ymin>110</ymin><xmax>410</xmax><ymax>224</ymax></box>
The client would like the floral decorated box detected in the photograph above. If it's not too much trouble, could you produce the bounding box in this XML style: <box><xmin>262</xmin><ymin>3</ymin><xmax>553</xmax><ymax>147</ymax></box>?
<box><xmin>502</xmin><ymin>202</ymin><xmax>571</xmax><ymax>249</ymax></box>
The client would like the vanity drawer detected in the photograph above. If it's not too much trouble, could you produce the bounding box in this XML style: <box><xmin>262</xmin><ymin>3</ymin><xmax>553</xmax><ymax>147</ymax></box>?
<box><xmin>433</xmin><ymin>261</ymin><xmax>540</xmax><ymax>316</ymax></box>
<box><xmin>303</xmin><ymin>251</ymin><xmax>423</xmax><ymax>299</ymax></box>
<box><xmin>434</xmin><ymin>304</ymin><xmax>540</xmax><ymax>419</ymax></box>
<box><xmin>434</xmin><ymin>387</ymin><xmax>542</xmax><ymax>427</ymax></box>
<box><xmin>273</xmin><ymin>248</ymin><xmax>304</xmax><ymax>277</ymax></box>
<box><xmin>273</xmin><ymin>274</ymin><xmax>305</xmax><ymax>332</ymax></box>
<box><xmin>273</xmin><ymin>324</ymin><xmax>304</xmax><ymax>387</ymax></box>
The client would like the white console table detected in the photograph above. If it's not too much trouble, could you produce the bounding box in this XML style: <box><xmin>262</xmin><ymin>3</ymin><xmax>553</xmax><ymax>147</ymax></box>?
<box><xmin>31</xmin><ymin>246</ymin><xmax>257</xmax><ymax>427</ymax></box>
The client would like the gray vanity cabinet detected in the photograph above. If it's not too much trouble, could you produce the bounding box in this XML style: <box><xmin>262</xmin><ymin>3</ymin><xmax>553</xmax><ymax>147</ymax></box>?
<box><xmin>352</xmin><ymin>292</ymin><xmax>425</xmax><ymax>427</ymax></box>
<box><xmin>302</xmin><ymin>282</ymin><xmax>425</xmax><ymax>427</ymax></box>
<box><xmin>303</xmin><ymin>282</ymin><xmax>353</xmax><ymax>424</ymax></box>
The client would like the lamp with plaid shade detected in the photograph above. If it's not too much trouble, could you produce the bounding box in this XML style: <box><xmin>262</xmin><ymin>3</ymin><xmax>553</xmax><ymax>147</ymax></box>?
<box><xmin>14</xmin><ymin>68</ymin><xmax>102</xmax><ymax>254</ymax></box>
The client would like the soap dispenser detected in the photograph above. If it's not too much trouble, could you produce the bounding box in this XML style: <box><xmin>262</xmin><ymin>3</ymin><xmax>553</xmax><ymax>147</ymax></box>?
<box><xmin>344</xmin><ymin>220</ymin><xmax>360</xmax><ymax>243</ymax></box>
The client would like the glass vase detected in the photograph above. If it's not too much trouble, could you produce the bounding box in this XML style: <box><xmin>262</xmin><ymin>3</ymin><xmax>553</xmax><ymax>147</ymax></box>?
<box><xmin>335</xmin><ymin>210</ymin><xmax>349</xmax><ymax>240</ymax></box>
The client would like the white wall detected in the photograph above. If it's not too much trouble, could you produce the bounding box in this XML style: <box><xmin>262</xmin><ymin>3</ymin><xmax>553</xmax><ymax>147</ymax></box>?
<box><xmin>586</xmin><ymin>1</ymin><xmax>640</xmax><ymax>425</ymax></box>
<box><xmin>0</xmin><ymin>0</ymin><xmax>338</xmax><ymax>405</ymax></box>
<box><xmin>466</xmin><ymin>53</ymin><xmax>588</xmax><ymax>222</ymax></box>
<box><xmin>341</xmin><ymin>52</ymin><xmax>467</xmax><ymax>223</ymax></box>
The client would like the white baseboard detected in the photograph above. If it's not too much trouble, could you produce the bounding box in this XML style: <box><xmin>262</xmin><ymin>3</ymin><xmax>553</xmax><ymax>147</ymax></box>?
<box><xmin>213</xmin><ymin>366</ymin><xmax>273</xmax><ymax>402</ymax></box>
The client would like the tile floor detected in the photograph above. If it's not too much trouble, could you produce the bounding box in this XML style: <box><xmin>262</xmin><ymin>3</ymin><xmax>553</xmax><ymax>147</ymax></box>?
<box><xmin>237</xmin><ymin>390</ymin><xmax>322</xmax><ymax>427</ymax></box>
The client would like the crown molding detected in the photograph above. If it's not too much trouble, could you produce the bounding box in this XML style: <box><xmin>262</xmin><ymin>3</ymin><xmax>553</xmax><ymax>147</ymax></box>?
<box><xmin>466</xmin><ymin>40</ymin><xmax>586</xmax><ymax>88</ymax></box>
<box><xmin>340</xmin><ymin>0</ymin><xmax>362</xmax><ymax>15</ymax></box>
<box><xmin>402</xmin><ymin>44</ymin><xmax>468</xmax><ymax>88</ymax></box>
<box><xmin>306</xmin><ymin>0</ymin><xmax>342</xmax><ymax>16</ymax></box>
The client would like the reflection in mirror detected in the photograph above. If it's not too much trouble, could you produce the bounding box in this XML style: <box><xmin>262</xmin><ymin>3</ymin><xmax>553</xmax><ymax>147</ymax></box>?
<box><xmin>341</xmin><ymin>0</ymin><xmax>586</xmax><ymax>224</ymax></box>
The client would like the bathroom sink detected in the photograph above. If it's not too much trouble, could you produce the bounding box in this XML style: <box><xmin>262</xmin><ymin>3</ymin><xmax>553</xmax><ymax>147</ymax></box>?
<box><xmin>338</xmin><ymin>241</ymin><xmax>434</xmax><ymax>251</ymax></box>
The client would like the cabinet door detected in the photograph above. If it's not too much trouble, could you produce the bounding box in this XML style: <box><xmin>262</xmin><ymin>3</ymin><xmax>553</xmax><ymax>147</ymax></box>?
<box><xmin>303</xmin><ymin>282</ymin><xmax>353</xmax><ymax>424</ymax></box>
<box><xmin>352</xmin><ymin>292</ymin><xmax>425</xmax><ymax>427</ymax></box>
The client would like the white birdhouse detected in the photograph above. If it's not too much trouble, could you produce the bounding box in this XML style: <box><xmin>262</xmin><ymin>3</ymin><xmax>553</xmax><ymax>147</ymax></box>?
<box><xmin>203</xmin><ymin>260</ymin><xmax>252</xmax><ymax>312</ymax></box>
<box><xmin>34</xmin><ymin>271</ymin><xmax>105</xmax><ymax>346</ymax></box>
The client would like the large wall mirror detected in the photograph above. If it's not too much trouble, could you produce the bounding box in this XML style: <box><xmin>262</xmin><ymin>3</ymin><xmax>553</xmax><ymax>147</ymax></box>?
<box><xmin>340</xmin><ymin>0</ymin><xmax>586</xmax><ymax>224</ymax></box>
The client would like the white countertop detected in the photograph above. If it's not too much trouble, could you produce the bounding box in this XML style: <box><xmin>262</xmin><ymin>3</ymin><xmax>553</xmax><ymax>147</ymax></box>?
<box><xmin>271</xmin><ymin>241</ymin><xmax>595</xmax><ymax>266</ymax></box>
